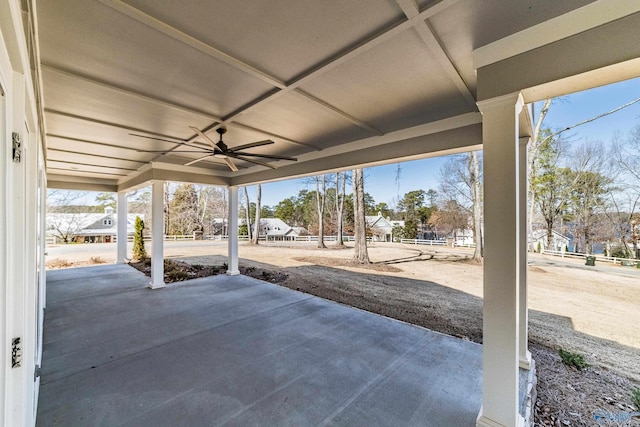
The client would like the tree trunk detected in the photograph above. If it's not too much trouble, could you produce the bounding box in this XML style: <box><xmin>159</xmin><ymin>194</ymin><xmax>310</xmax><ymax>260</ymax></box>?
<box><xmin>163</xmin><ymin>182</ymin><xmax>170</xmax><ymax>235</ymax></box>
<box><xmin>315</xmin><ymin>175</ymin><xmax>326</xmax><ymax>249</ymax></box>
<box><xmin>528</xmin><ymin>98</ymin><xmax>552</xmax><ymax>251</ymax></box>
<box><xmin>468</xmin><ymin>151</ymin><xmax>483</xmax><ymax>261</ymax></box>
<box><xmin>352</xmin><ymin>168</ymin><xmax>370</xmax><ymax>263</ymax></box>
<box><xmin>252</xmin><ymin>184</ymin><xmax>261</xmax><ymax>245</ymax></box>
<box><xmin>243</xmin><ymin>186</ymin><xmax>252</xmax><ymax>240</ymax></box>
<box><xmin>336</xmin><ymin>171</ymin><xmax>345</xmax><ymax>246</ymax></box>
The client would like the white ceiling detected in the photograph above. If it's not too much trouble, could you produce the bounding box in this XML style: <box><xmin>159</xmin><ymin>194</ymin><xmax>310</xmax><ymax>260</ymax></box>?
<box><xmin>36</xmin><ymin>0</ymin><xmax>613</xmax><ymax>190</ymax></box>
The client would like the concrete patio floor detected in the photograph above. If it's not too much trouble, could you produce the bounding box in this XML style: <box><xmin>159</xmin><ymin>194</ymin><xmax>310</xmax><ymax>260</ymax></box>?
<box><xmin>37</xmin><ymin>264</ymin><xmax>483</xmax><ymax>426</ymax></box>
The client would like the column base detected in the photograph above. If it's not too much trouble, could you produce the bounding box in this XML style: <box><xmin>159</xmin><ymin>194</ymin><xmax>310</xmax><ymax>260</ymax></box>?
<box><xmin>226</xmin><ymin>270</ymin><xmax>240</xmax><ymax>276</ymax></box>
<box><xmin>519</xmin><ymin>350</ymin><xmax>532</xmax><ymax>369</ymax></box>
<box><xmin>476</xmin><ymin>412</ymin><xmax>525</xmax><ymax>427</ymax></box>
<box><xmin>148</xmin><ymin>282</ymin><xmax>166</xmax><ymax>290</ymax></box>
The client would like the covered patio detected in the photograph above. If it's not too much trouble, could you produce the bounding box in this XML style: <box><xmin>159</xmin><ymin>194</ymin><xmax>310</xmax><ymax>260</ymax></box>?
<box><xmin>38</xmin><ymin>264</ymin><xmax>484</xmax><ymax>426</ymax></box>
<box><xmin>2</xmin><ymin>0</ymin><xmax>640</xmax><ymax>426</ymax></box>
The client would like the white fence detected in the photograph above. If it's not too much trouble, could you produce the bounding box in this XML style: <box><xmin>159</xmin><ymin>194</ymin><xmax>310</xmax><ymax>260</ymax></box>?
<box><xmin>541</xmin><ymin>249</ymin><xmax>639</xmax><ymax>266</ymax></box>
<box><xmin>400</xmin><ymin>238</ymin><xmax>446</xmax><ymax>246</ymax></box>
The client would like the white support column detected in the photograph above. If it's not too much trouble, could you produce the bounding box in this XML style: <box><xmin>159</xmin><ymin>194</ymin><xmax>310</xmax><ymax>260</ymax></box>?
<box><xmin>519</xmin><ymin>137</ymin><xmax>531</xmax><ymax>369</ymax></box>
<box><xmin>116</xmin><ymin>191</ymin><xmax>127</xmax><ymax>264</ymax></box>
<box><xmin>227</xmin><ymin>186</ymin><xmax>240</xmax><ymax>275</ymax></box>
<box><xmin>150</xmin><ymin>181</ymin><xmax>166</xmax><ymax>289</ymax></box>
<box><xmin>476</xmin><ymin>92</ymin><xmax>525</xmax><ymax>427</ymax></box>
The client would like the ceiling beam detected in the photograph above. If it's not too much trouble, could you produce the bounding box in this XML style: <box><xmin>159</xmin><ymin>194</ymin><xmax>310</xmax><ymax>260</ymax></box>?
<box><xmin>473</xmin><ymin>0</ymin><xmax>640</xmax><ymax>69</ymax></box>
<box><xmin>44</xmin><ymin>108</ymin><xmax>186</xmax><ymax>141</ymax></box>
<box><xmin>48</xmin><ymin>176</ymin><xmax>119</xmax><ymax>192</ymax></box>
<box><xmin>395</xmin><ymin>0</ymin><xmax>475</xmax><ymax>106</ymax></box>
<box><xmin>295</xmin><ymin>90</ymin><xmax>383</xmax><ymax>136</ymax></box>
<box><xmin>42</xmin><ymin>63</ymin><xmax>223</xmax><ymax>121</ymax></box>
<box><xmin>48</xmin><ymin>148</ymin><xmax>146</xmax><ymax>165</ymax></box>
<box><xmin>47</xmin><ymin>167</ymin><xmax>129</xmax><ymax>177</ymax></box>
<box><xmin>216</xmin><ymin>0</ymin><xmax>462</xmax><ymax>131</ymax></box>
<box><xmin>46</xmin><ymin>134</ymin><xmax>158</xmax><ymax>153</ymax></box>
<box><xmin>477</xmin><ymin>12</ymin><xmax>640</xmax><ymax>101</ymax></box>
<box><xmin>101</xmin><ymin>0</ymin><xmax>461</xmax><ymax>148</ymax></box>
<box><xmin>98</xmin><ymin>0</ymin><xmax>287</xmax><ymax>89</ymax></box>
<box><xmin>231</xmin><ymin>123</ymin><xmax>482</xmax><ymax>186</ymax></box>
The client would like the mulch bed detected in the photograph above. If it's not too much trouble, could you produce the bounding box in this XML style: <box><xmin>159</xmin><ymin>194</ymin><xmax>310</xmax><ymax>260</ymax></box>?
<box><xmin>129</xmin><ymin>258</ymin><xmax>288</xmax><ymax>284</ymax></box>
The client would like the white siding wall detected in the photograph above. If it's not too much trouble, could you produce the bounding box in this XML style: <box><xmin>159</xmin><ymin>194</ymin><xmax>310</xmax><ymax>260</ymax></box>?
<box><xmin>0</xmin><ymin>1</ymin><xmax>47</xmax><ymax>425</ymax></box>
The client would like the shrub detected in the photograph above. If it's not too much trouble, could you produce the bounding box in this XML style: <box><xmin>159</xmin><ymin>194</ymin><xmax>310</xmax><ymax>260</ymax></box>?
<box><xmin>559</xmin><ymin>349</ymin><xmax>588</xmax><ymax>370</ymax></box>
<box><xmin>132</xmin><ymin>216</ymin><xmax>147</xmax><ymax>261</ymax></box>
<box><xmin>610</xmin><ymin>245</ymin><xmax>628</xmax><ymax>259</ymax></box>
<box><xmin>632</xmin><ymin>387</ymin><xmax>640</xmax><ymax>410</ymax></box>
<box><xmin>166</xmin><ymin>269</ymin><xmax>188</xmax><ymax>281</ymax></box>
<box><xmin>46</xmin><ymin>258</ymin><xmax>72</xmax><ymax>269</ymax></box>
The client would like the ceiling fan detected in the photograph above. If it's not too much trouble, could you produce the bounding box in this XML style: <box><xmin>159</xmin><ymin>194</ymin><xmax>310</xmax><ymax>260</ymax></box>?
<box><xmin>132</xmin><ymin>127</ymin><xmax>297</xmax><ymax>171</ymax></box>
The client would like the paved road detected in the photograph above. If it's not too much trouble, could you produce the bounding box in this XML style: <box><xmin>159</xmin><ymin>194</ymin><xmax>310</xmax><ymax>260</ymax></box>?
<box><xmin>529</xmin><ymin>254</ymin><xmax>640</xmax><ymax>279</ymax></box>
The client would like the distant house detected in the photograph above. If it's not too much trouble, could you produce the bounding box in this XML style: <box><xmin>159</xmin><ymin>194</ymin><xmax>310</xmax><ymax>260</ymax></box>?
<box><xmin>46</xmin><ymin>207</ymin><xmax>142</xmax><ymax>243</ymax></box>
<box><xmin>239</xmin><ymin>217</ymin><xmax>308</xmax><ymax>241</ymax></box>
<box><xmin>366</xmin><ymin>212</ymin><xmax>404</xmax><ymax>242</ymax></box>
<box><xmin>261</xmin><ymin>218</ymin><xmax>308</xmax><ymax>241</ymax></box>
<box><xmin>529</xmin><ymin>229</ymin><xmax>569</xmax><ymax>252</ymax></box>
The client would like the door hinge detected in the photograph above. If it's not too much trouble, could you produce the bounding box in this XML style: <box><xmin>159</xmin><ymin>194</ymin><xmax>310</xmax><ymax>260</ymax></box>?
<box><xmin>34</xmin><ymin>364</ymin><xmax>41</xmax><ymax>380</ymax></box>
<box><xmin>11</xmin><ymin>337</ymin><xmax>22</xmax><ymax>368</ymax></box>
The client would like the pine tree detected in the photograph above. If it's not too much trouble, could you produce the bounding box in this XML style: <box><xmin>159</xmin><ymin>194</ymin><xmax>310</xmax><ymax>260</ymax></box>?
<box><xmin>132</xmin><ymin>216</ymin><xmax>147</xmax><ymax>261</ymax></box>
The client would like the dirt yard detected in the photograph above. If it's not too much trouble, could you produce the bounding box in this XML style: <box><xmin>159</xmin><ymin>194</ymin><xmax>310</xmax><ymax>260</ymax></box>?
<box><xmin>47</xmin><ymin>241</ymin><xmax>640</xmax><ymax>426</ymax></box>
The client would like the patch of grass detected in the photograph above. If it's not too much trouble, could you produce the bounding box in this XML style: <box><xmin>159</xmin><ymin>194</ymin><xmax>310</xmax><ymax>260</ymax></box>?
<box><xmin>559</xmin><ymin>349</ymin><xmax>588</xmax><ymax>371</ymax></box>
<box><xmin>166</xmin><ymin>269</ymin><xmax>189</xmax><ymax>281</ymax></box>
<box><xmin>46</xmin><ymin>258</ymin><xmax>72</xmax><ymax>269</ymax></box>
<box><xmin>89</xmin><ymin>256</ymin><xmax>106</xmax><ymax>264</ymax></box>
<box><xmin>632</xmin><ymin>387</ymin><xmax>640</xmax><ymax>409</ymax></box>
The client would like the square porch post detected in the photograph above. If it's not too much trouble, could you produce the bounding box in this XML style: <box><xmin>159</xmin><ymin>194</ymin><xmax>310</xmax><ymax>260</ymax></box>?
<box><xmin>476</xmin><ymin>92</ymin><xmax>525</xmax><ymax>427</ymax></box>
<box><xmin>227</xmin><ymin>186</ymin><xmax>240</xmax><ymax>275</ymax></box>
<box><xmin>116</xmin><ymin>191</ymin><xmax>127</xmax><ymax>264</ymax></box>
<box><xmin>519</xmin><ymin>137</ymin><xmax>531</xmax><ymax>369</ymax></box>
<box><xmin>149</xmin><ymin>180</ymin><xmax>166</xmax><ymax>289</ymax></box>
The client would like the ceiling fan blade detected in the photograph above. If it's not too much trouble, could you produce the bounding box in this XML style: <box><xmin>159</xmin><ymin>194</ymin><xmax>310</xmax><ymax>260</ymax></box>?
<box><xmin>223</xmin><ymin>157</ymin><xmax>239</xmax><ymax>172</ymax></box>
<box><xmin>184</xmin><ymin>154</ymin><xmax>215</xmax><ymax>166</ymax></box>
<box><xmin>229</xmin><ymin>153</ymin><xmax>277</xmax><ymax>169</ymax></box>
<box><xmin>232</xmin><ymin>151</ymin><xmax>297</xmax><ymax>161</ymax></box>
<box><xmin>230</xmin><ymin>139</ymin><xmax>274</xmax><ymax>151</ymax></box>
<box><xmin>189</xmin><ymin>126</ymin><xmax>221</xmax><ymax>151</ymax></box>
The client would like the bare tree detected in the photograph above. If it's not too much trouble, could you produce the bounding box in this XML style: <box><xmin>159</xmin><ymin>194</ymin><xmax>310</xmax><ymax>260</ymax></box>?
<box><xmin>528</xmin><ymin>97</ymin><xmax>640</xmax><ymax>250</ymax></box>
<box><xmin>243</xmin><ymin>186</ymin><xmax>252</xmax><ymax>240</ymax></box>
<box><xmin>437</xmin><ymin>152</ymin><xmax>483</xmax><ymax>257</ymax></box>
<box><xmin>468</xmin><ymin>151</ymin><xmax>483</xmax><ymax>260</ymax></box>
<box><xmin>610</xmin><ymin>129</ymin><xmax>640</xmax><ymax>256</ymax></box>
<box><xmin>528</xmin><ymin>98</ymin><xmax>552</xmax><ymax>250</ymax></box>
<box><xmin>352</xmin><ymin>168</ymin><xmax>370</xmax><ymax>263</ymax></box>
<box><xmin>567</xmin><ymin>141</ymin><xmax>612</xmax><ymax>253</ymax></box>
<box><xmin>251</xmin><ymin>184</ymin><xmax>261</xmax><ymax>245</ymax></box>
<box><xmin>315</xmin><ymin>175</ymin><xmax>327</xmax><ymax>249</ymax></box>
<box><xmin>46</xmin><ymin>190</ymin><xmax>89</xmax><ymax>243</ymax></box>
<box><xmin>163</xmin><ymin>182</ymin><xmax>170</xmax><ymax>235</ymax></box>
<box><xmin>335</xmin><ymin>171</ymin><xmax>347</xmax><ymax>246</ymax></box>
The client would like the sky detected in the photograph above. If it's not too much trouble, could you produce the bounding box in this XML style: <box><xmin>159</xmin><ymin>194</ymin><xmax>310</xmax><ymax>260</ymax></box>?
<box><xmin>253</xmin><ymin>76</ymin><xmax>640</xmax><ymax>207</ymax></box>
<box><xmin>67</xmin><ymin>76</ymin><xmax>640</xmax><ymax>208</ymax></box>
